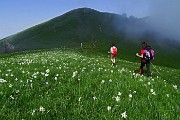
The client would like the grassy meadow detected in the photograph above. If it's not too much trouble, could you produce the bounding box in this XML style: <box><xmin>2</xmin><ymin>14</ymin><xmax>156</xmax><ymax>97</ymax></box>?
<box><xmin>0</xmin><ymin>48</ymin><xmax>179</xmax><ymax>119</ymax></box>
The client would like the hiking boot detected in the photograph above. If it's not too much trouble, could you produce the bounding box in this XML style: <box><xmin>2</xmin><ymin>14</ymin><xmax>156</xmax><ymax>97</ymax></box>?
<box><xmin>139</xmin><ymin>68</ymin><xmax>143</xmax><ymax>74</ymax></box>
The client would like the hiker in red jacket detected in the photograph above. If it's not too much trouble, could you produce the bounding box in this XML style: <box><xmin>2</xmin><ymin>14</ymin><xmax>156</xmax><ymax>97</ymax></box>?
<box><xmin>136</xmin><ymin>42</ymin><xmax>151</xmax><ymax>76</ymax></box>
<box><xmin>110</xmin><ymin>43</ymin><xmax>117</xmax><ymax>66</ymax></box>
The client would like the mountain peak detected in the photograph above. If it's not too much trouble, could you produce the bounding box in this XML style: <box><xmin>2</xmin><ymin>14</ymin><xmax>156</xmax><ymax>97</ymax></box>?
<box><xmin>69</xmin><ymin>7</ymin><xmax>100</xmax><ymax>13</ymax></box>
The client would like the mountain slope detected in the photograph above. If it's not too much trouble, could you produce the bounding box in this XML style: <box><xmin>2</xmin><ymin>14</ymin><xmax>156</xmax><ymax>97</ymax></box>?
<box><xmin>0</xmin><ymin>8</ymin><xmax>145</xmax><ymax>50</ymax></box>
<box><xmin>0</xmin><ymin>8</ymin><xmax>180</xmax><ymax>68</ymax></box>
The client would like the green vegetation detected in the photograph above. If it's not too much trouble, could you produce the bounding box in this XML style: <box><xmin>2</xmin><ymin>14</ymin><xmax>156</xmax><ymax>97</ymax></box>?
<box><xmin>0</xmin><ymin>49</ymin><xmax>179</xmax><ymax>119</ymax></box>
<box><xmin>0</xmin><ymin>8</ymin><xmax>180</xmax><ymax>68</ymax></box>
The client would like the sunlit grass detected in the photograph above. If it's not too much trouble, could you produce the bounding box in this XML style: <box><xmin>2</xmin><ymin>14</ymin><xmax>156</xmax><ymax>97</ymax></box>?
<box><xmin>0</xmin><ymin>49</ymin><xmax>179</xmax><ymax>119</ymax></box>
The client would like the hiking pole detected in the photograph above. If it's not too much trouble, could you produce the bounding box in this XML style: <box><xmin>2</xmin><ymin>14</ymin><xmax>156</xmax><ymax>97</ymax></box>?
<box><xmin>107</xmin><ymin>51</ymin><xmax>111</xmax><ymax>64</ymax></box>
<box><xmin>134</xmin><ymin>51</ymin><xmax>139</xmax><ymax>63</ymax></box>
<box><xmin>132</xmin><ymin>56</ymin><xmax>138</xmax><ymax>73</ymax></box>
<box><xmin>150</xmin><ymin>62</ymin><xmax>163</xmax><ymax>78</ymax></box>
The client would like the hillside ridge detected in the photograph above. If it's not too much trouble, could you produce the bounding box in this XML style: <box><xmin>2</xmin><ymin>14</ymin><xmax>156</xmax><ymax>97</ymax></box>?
<box><xmin>0</xmin><ymin>7</ymin><xmax>180</xmax><ymax>68</ymax></box>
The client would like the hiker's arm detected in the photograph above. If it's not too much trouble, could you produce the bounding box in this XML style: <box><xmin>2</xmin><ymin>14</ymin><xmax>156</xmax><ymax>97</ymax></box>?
<box><xmin>136</xmin><ymin>53</ymin><xmax>143</xmax><ymax>58</ymax></box>
<box><xmin>110</xmin><ymin>47</ymin><xmax>113</xmax><ymax>53</ymax></box>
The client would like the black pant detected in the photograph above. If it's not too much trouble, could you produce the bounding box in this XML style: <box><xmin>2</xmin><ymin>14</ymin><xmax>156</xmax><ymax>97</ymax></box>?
<box><xmin>140</xmin><ymin>60</ymin><xmax>151</xmax><ymax>75</ymax></box>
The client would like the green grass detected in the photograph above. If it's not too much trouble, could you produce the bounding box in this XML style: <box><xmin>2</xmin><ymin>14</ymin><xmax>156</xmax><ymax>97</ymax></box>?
<box><xmin>0</xmin><ymin>48</ymin><xmax>179</xmax><ymax>119</ymax></box>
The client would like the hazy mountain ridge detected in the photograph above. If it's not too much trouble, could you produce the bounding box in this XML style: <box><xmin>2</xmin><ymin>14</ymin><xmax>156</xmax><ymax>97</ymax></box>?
<box><xmin>0</xmin><ymin>8</ymin><xmax>179</xmax><ymax>68</ymax></box>
<box><xmin>0</xmin><ymin>8</ymin><xmax>151</xmax><ymax>50</ymax></box>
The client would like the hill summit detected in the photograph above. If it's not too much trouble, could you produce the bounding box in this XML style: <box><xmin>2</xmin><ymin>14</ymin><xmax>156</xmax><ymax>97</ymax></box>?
<box><xmin>0</xmin><ymin>8</ymin><xmax>180</xmax><ymax>68</ymax></box>
<box><xmin>0</xmin><ymin>8</ymin><xmax>149</xmax><ymax>51</ymax></box>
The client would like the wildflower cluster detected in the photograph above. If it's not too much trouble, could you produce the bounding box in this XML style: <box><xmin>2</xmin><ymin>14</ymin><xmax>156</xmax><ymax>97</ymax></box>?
<box><xmin>0</xmin><ymin>49</ymin><xmax>179</xmax><ymax>119</ymax></box>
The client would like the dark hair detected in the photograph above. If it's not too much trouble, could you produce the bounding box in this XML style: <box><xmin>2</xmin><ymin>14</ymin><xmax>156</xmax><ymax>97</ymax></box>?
<box><xmin>141</xmin><ymin>42</ymin><xmax>147</xmax><ymax>49</ymax></box>
<box><xmin>111</xmin><ymin>43</ymin><xmax>115</xmax><ymax>47</ymax></box>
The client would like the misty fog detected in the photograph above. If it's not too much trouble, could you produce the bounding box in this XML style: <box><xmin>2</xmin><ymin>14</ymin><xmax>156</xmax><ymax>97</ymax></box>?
<box><xmin>114</xmin><ymin>0</ymin><xmax>180</xmax><ymax>43</ymax></box>
<box><xmin>147</xmin><ymin>0</ymin><xmax>180</xmax><ymax>41</ymax></box>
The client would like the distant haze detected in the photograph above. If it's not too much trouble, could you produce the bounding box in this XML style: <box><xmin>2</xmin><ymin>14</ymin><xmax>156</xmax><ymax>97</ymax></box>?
<box><xmin>148</xmin><ymin>0</ymin><xmax>180</xmax><ymax>41</ymax></box>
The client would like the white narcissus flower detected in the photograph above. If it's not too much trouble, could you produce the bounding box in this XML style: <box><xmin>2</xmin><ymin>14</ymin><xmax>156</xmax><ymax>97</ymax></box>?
<box><xmin>173</xmin><ymin>85</ymin><xmax>177</xmax><ymax>89</ymax></box>
<box><xmin>16</xmin><ymin>90</ymin><xmax>19</xmax><ymax>94</ymax></box>
<box><xmin>115</xmin><ymin>96</ymin><xmax>120</xmax><ymax>102</ymax></box>
<box><xmin>107</xmin><ymin>106</ymin><xmax>111</xmax><ymax>111</ymax></box>
<box><xmin>121</xmin><ymin>111</ymin><xmax>127</xmax><ymax>119</ymax></box>
<box><xmin>150</xmin><ymin>89</ymin><xmax>154</xmax><ymax>93</ymax></box>
<box><xmin>152</xmin><ymin>92</ymin><xmax>156</xmax><ymax>95</ymax></box>
<box><xmin>9</xmin><ymin>84</ymin><xmax>13</xmax><ymax>88</ymax></box>
<box><xmin>101</xmin><ymin>80</ymin><xmax>105</xmax><ymax>84</ymax></box>
<box><xmin>118</xmin><ymin>92</ymin><xmax>122</xmax><ymax>96</ymax></box>
<box><xmin>0</xmin><ymin>78</ymin><xmax>7</xmax><ymax>83</ymax></box>
<box><xmin>78</xmin><ymin>97</ymin><xmax>82</xmax><ymax>102</ymax></box>
<box><xmin>7</xmin><ymin>69</ymin><xmax>12</xmax><ymax>72</ymax></box>
<box><xmin>45</xmin><ymin>74</ymin><xmax>49</xmax><ymax>77</ymax></box>
<box><xmin>10</xmin><ymin>95</ymin><xmax>14</xmax><ymax>100</ymax></box>
<box><xmin>46</xmin><ymin>69</ymin><xmax>50</xmax><ymax>73</ymax></box>
<box><xmin>93</xmin><ymin>96</ymin><xmax>97</xmax><ymax>100</ymax></box>
<box><xmin>150</xmin><ymin>89</ymin><xmax>156</xmax><ymax>95</ymax></box>
<box><xmin>133</xmin><ymin>91</ymin><xmax>136</xmax><ymax>94</ymax></box>
<box><xmin>129</xmin><ymin>94</ymin><xmax>132</xmax><ymax>98</ymax></box>
<box><xmin>32</xmin><ymin>109</ymin><xmax>36</xmax><ymax>115</ymax></box>
<box><xmin>39</xmin><ymin>106</ymin><xmax>45</xmax><ymax>112</ymax></box>
<box><xmin>72</xmin><ymin>71</ymin><xmax>78</xmax><ymax>78</ymax></box>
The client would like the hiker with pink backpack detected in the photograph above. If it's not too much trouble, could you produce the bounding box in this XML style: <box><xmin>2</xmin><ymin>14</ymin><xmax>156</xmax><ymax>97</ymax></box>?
<box><xmin>136</xmin><ymin>42</ymin><xmax>154</xmax><ymax>76</ymax></box>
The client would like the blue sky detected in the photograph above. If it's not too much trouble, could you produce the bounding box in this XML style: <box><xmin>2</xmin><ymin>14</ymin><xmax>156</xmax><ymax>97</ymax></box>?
<box><xmin>0</xmin><ymin>0</ymin><xmax>151</xmax><ymax>39</ymax></box>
